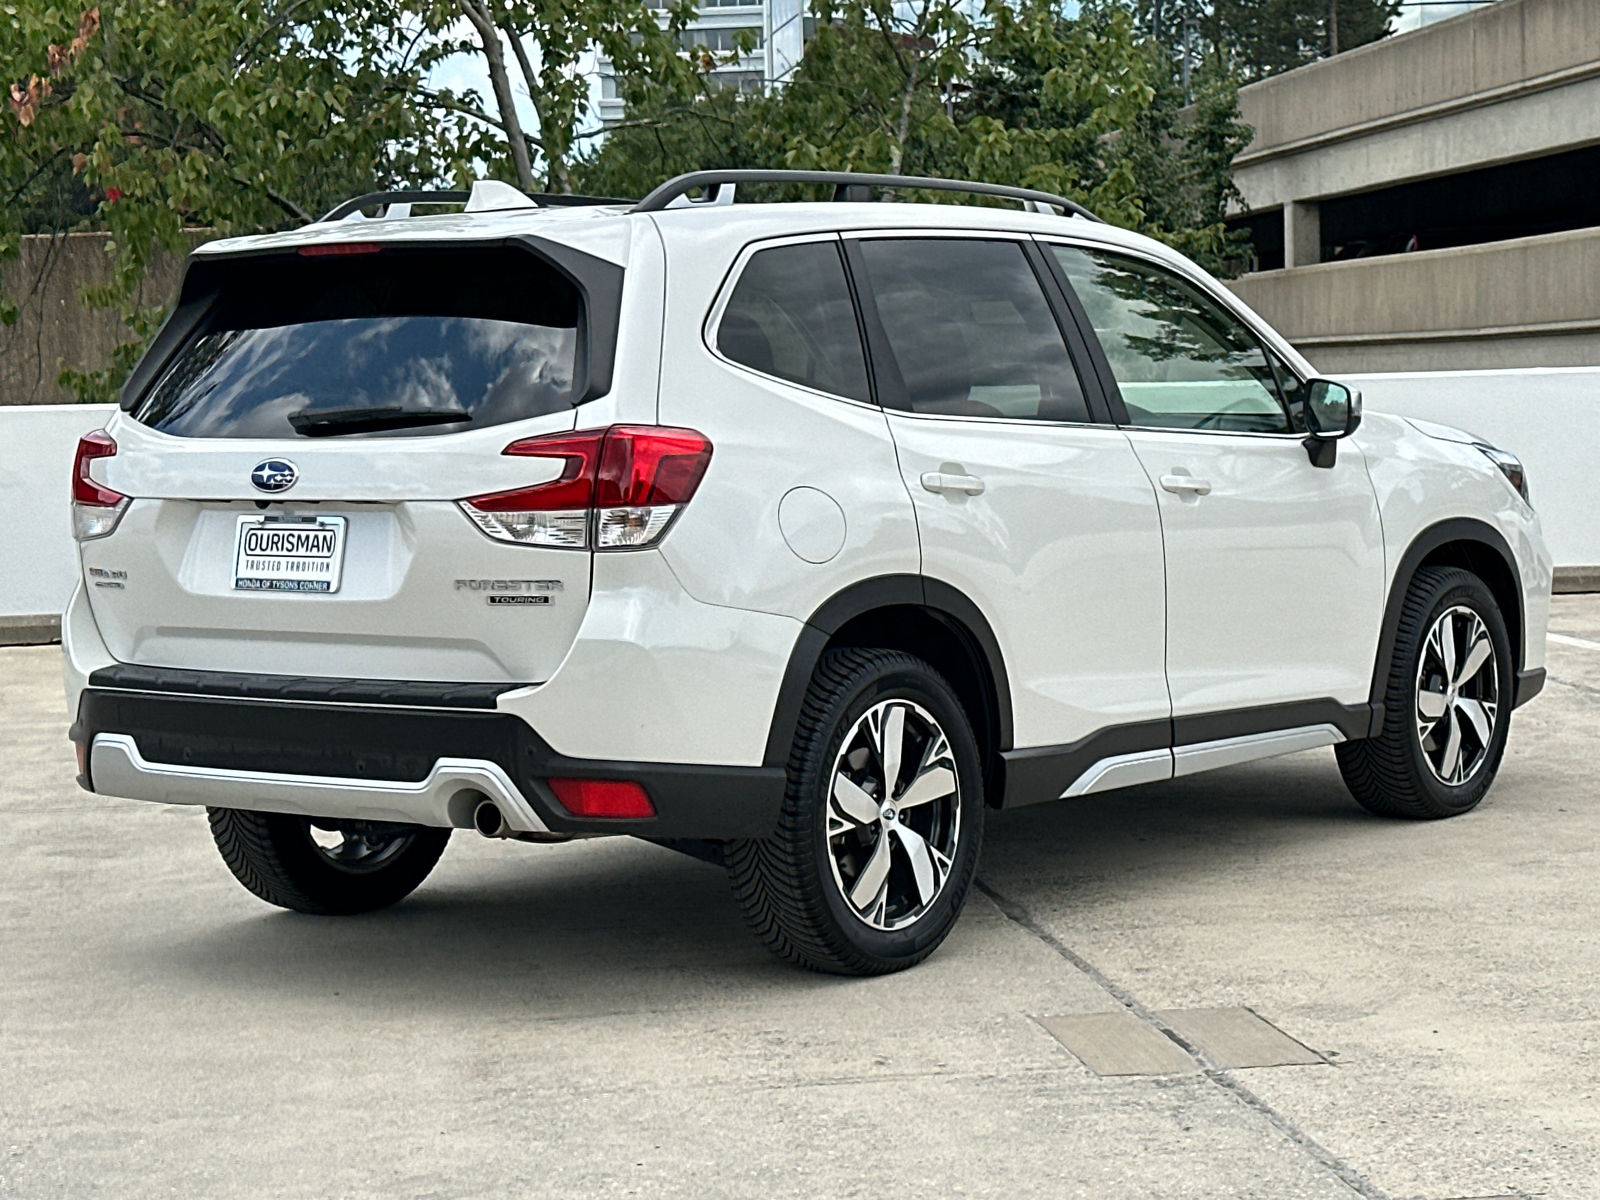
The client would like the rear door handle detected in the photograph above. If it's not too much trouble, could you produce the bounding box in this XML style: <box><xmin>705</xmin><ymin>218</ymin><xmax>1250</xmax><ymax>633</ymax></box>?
<box><xmin>1159</xmin><ymin>474</ymin><xmax>1211</xmax><ymax>495</ymax></box>
<box><xmin>921</xmin><ymin>471</ymin><xmax>986</xmax><ymax>496</ymax></box>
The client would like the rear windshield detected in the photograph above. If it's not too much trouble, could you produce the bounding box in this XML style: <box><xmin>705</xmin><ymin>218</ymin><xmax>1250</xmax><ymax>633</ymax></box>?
<box><xmin>132</xmin><ymin>247</ymin><xmax>582</xmax><ymax>439</ymax></box>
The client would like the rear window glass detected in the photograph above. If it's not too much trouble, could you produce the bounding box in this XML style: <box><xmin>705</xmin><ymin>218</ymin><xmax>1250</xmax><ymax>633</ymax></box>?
<box><xmin>132</xmin><ymin>248</ymin><xmax>581</xmax><ymax>439</ymax></box>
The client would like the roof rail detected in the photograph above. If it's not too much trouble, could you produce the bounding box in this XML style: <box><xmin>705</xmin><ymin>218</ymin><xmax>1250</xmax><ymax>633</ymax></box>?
<box><xmin>317</xmin><ymin>187</ymin><xmax>634</xmax><ymax>224</ymax></box>
<box><xmin>631</xmin><ymin>170</ymin><xmax>1103</xmax><ymax>222</ymax></box>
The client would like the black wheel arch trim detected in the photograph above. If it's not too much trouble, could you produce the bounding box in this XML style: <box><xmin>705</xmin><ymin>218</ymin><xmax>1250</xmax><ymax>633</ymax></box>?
<box><xmin>1372</xmin><ymin>518</ymin><xmax>1526</xmax><ymax>710</ymax></box>
<box><xmin>761</xmin><ymin>575</ymin><xmax>1015</xmax><ymax>769</ymax></box>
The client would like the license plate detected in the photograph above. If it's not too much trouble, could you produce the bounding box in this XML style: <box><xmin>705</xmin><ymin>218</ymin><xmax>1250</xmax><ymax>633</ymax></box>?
<box><xmin>233</xmin><ymin>515</ymin><xmax>347</xmax><ymax>593</ymax></box>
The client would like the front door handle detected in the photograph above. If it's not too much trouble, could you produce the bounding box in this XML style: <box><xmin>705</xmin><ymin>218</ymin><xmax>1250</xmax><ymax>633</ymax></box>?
<box><xmin>1160</xmin><ymin>474</ymin><xmax>1212</xmax><ymax>495</ymax></box>
<box><xmin>921</xmin><ymin>471</ymin><xmax>986</xmax><ymax>496</ymax></box>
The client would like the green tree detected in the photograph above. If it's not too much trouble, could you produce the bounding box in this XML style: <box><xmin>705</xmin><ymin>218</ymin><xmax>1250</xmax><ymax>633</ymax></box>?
<box><xmin>1</xmin><ymin>2</ymin><xmax>482</xmax><ymax>399</ymax></box>
<box><xmin>413</xmin><ymin>0</ymin><xmax>699</xmax><ymax>194</ymax></box>
<box><xmin>580</xmin><ymin>0</ymin><xmax>1252</xmax><ymax>271</ymax></box>
<box><xmin>1142</xmin><ymin>0</ymin><xmax>1403</xmax><ymax>81</ymax></box>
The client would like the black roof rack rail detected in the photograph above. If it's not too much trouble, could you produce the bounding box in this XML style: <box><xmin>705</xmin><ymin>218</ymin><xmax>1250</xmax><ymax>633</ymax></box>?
<box><xmin>317</xmin><ymin>188</ymin><xmax>634</xmax><ymax>224</ymax></box>
<box><xmin>318</xmin><ymin>190</ymin><xmax>470</xmax><ymax>223</ymax></box>
<box><xmin>631</xmin><ymin>170</ymin><xmax>1103</xmax><ymax>222</ymax></box>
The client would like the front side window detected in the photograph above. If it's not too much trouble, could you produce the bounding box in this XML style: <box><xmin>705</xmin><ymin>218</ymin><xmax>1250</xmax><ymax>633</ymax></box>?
<box><xmin>1050</xmin><ymin>245</ymin><xmax>1290</xmax><ymax>434</ymax></box>
<box><xmin>134</xmin><ymin>248</ymin><xmax>581</xmax><ymax>439</ymax></box>
<box><xmin>716</xmin><ymin>240</ymin><xmax>871</xmax><ymax>402</ymax></box>
<box><xmin>854</xmin><ymin>238</ymin><xmax>1089</xmax><ymax>423</ymax></box>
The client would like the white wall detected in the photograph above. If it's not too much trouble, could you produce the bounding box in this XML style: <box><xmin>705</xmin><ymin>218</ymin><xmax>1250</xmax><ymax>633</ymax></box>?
<box><xmin>0</xmin><ymin>368</ymin><xmax>1593</xmax><ymax>622</ymax></box>
<box><xmin>0</xmin><ymin>404</ymin><xmax>116</xmax><ymax>619</ymax></box>
<box><xmin>1343</xmin><ymin>367</ymin><xmax>1599</xmax><ymax>570</ymax></box>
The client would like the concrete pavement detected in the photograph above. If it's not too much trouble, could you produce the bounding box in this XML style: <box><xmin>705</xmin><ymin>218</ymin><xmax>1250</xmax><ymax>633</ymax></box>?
<box><xmin>3</xmin><ymin>597</ymin><xmax>1598</xmax><ymax>1199</ymax></box>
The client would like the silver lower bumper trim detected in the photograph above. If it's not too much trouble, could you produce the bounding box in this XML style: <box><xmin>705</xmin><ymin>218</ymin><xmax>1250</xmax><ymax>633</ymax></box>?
<box><xmin>88</xmin><ymin>733</ymin><xmax>548</xmax><ymax>832</ymax></box>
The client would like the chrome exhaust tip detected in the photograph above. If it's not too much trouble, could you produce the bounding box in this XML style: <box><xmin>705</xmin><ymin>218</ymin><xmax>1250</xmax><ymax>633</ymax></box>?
<box><xmin>473</xmin><ymin>798</ymin><xmax>511</xmax><ymax>839</ymax></box>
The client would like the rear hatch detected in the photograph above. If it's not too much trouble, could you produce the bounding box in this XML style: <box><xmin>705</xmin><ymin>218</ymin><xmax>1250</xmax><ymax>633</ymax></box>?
<box><xmin>79</xmin><ymin>238</ymin><xmax>624</xmax><ymax>684</ymax></box>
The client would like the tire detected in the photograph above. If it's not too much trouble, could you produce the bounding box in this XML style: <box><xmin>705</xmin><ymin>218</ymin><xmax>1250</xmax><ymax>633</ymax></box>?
<box><xmin>726</xmin><ymin>648</ymin><xmax>985</xmax><ymax>975</ymax></box>
<box><xmin>207</xmin><ymin>808</ymin><xmax>451</xmax><ymax>915</ymax></box>
<box><xmin>1336</xmin><ymin>566</ymin><xmax>1514</xmax><ymax>819</ymax></box>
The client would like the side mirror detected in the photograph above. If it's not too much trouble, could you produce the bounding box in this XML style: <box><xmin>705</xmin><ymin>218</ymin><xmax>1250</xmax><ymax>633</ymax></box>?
<box><xmin>1302</xmin><ymin>379</ymin><xmax>1362</xmax><ymax>468</ymax></box>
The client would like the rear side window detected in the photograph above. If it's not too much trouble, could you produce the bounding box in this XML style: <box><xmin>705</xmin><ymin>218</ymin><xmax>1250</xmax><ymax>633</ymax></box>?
<box><xmin>716</xmin><ymin>240</ymin><xmax>871</xmax><ymax>403</ymax></box>
<box><xmin>853</xmin><ymin>238</ymin><xmax>1090</xmax><ymax>422</ymax></box>
<box><xmin>133</xmin><ymin>248</ymin><xmax>582</xmax><ymax>439</ymax></box>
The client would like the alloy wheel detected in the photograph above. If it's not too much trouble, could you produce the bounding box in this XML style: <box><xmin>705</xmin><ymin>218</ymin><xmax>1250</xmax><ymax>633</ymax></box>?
<box><xmin>1415</xmin><ymin>605</ymin><xmax>1499</xmax><ymax>785</ymax></box>
<box><xmin>825</xmin><ymin>700</ymin><xmax>961</xmax><ymax>931</ymax></box>
<box><xmin>304</xmin><ymin>820</ymin><xmax>416</xmax><ymax>874</ymax></box>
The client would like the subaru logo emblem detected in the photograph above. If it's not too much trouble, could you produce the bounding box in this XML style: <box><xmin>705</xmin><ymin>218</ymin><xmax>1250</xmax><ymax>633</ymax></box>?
<box><xmin>250</xmin><ymin>459</ymin><xmax>298</xmax><ymax>493</ymax></box>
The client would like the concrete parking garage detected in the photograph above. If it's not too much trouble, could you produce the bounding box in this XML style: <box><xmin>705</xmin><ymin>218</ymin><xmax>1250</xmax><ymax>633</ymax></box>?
<box><xmin>3</xmin><ymin>596</ymin><xmax>1597</xmax><ymax>1199</ymax></box>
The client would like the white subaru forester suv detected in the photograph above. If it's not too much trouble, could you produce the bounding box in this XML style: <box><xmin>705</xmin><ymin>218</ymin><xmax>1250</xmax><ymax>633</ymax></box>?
<box><xmin>64</xmin><ymin>171</ymin><xmax>1552</xmax><ymax>975</ymax></box>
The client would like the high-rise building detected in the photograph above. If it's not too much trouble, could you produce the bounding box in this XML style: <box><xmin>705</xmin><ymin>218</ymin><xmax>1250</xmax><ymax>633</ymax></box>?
<box><xmin>596</xmin><ymin>0</ymin><xmax>808</xmax><ymax>125</ymax></box>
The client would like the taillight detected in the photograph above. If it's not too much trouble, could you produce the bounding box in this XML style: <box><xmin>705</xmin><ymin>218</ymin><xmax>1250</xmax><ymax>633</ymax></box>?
<box><xmin>72</xmin><ymin>430</ymin><xmax>129</xmax><ymax>541</ymax></box>
<box><xmin>459</xmin><ymin>426</ymin><xmax>712</xmax><ymax>550</ymax></box>
<box><xmin>547</xmin><ymin>778</ymin><xmax>656</xmax><ymax>819</ymax></box>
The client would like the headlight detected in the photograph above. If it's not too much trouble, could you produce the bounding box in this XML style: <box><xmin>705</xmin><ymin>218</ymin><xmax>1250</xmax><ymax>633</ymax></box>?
<box><xmin>1476</xmin><ymin>444</ymin><xmax>1529</xmax><ymax>505</ymax></box>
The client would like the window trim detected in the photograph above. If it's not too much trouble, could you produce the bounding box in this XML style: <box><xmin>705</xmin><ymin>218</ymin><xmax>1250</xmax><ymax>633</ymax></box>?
<box><xmin>122</xmin><ymin>235</ymin><xmax>622</xmax><ymax>416</ymax></box>
<box><xmin>702</xmin><ymin>232</ymin><xmax>881</xmax><ymax>411</ymax></box>
<box><xmin>839</xmin><ymin>230</ymin><xmax>1110</xmax><ymax>429</ymax></box>
<box><xmin>1035</xmin><ymin>237</ymin><xmax>1310</xmax><ymax>439</ymax></box>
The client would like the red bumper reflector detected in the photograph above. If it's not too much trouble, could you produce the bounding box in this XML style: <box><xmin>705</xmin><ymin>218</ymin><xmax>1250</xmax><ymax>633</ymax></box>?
<box><xmin>547</xmin><ymin>778</ymin><xmax>656</xmax><ymax>819</ymax></box>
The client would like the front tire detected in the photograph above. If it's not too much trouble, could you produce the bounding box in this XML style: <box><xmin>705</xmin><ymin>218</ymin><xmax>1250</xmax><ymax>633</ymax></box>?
<box><xmin>1336</xmin><ymin>566</ymin><xmax>1513</xmax><ymax>819</ymax></box>
<box><xmin>726</xmin><ymin>648</ymin><xmax>984</xmax><ymax>975</ymax></box>
<box><xmin>207</xmin><ymin>808</ymin><xmax>450</xmax><ymax>914</ymax></box>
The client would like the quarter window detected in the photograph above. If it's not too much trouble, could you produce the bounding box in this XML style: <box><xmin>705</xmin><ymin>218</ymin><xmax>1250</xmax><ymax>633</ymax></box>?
<box><xmin>854</xmin><ymin>238</ymin><xmax>1090</xmax><ymax>423</ymax></box>
<box><xmin>1050</xmin><ymin>246</ymin><xmax>1290</xmax><ymax>434</ymax></box>
<box><xmin>717</xmin><ymin>241</ymin><xmax>871</xmax><ymax>403</ymax></box>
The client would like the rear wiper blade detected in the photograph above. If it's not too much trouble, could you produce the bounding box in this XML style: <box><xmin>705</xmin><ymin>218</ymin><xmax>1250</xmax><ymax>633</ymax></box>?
<box><xmin>289</xmin><ymin>406</ymin><xmax>472</xmax><ymax>437</ymax></box>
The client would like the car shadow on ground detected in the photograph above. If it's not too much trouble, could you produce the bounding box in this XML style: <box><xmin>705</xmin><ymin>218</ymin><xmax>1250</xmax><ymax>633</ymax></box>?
<box><xmin>125</xmin><ymin>750</ymin><xmax>1483</xmax><ymax>1012</ymax></box>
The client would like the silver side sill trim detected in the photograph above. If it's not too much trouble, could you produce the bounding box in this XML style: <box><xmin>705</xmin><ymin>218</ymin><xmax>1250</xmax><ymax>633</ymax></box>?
<box><xmin>1062</xmin><ymin>748</ymin><xmax>1174</xmax><ymax>798</ymax></box>
<box><xmin>89</xmin><ymin>733</ymin><xmax>548</xmax><ymax>832</ymax></box>
<box><xmin>1172</xmin><ymin>724</ymin><xmax>1345</xmax><ymax>778</ymax></box>
<box><xmin>1060</xmin><ymin>724</ymin><xmax>1347</xmax><ymax>799</ymax></box>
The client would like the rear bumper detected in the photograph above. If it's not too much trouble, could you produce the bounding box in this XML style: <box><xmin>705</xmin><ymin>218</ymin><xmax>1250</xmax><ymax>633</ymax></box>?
<box><xmin>71</xmin><ymin>687</ymin><xmax>784</xmax><ymax>839</ymax></box>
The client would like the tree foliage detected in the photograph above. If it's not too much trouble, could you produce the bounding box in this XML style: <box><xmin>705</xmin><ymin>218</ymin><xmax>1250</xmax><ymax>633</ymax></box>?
<box><xmin>1135</xmin><ymin>0</ymin><xmax>1403</xmax><ymax>81</ymax></box>
<box><xmin>578</xmin><ymin>0</ymin><xmax>1252</xmax><ymax>271</ymax></box>
<box><xmin>1</xmin><ymin>1</ymin><xmax>484</xmax><ymax>398</ymax></box>
<box><xmin>411</xmin><ymin>0</ymin><xmax>698</xmax><ymax>193</ymax></box>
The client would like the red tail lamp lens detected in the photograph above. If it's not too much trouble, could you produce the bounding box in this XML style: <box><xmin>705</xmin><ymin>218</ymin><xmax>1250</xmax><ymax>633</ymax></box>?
<box><xmin>548</xmin><ymin>778</ymin><xmax>656</xmax><ymax>819</ymax></box>
<box><xmin>73</xmin><ymin>430</ymin><xmax>124</xmax><ymax>506</ymax></box>
<box><xmin>469</xmin><ymin>430</ymin><xmax>606</xmax><ymax>512</ymax></box>
<box><xmin>596</xmin><ymin>426</ymin><xmax>713</xmax><ymax>507</ymax></box>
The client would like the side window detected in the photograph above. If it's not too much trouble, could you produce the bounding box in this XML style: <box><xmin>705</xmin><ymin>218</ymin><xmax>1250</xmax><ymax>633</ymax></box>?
<box><xmin>716</xmin><ymin>240</ymin><xmax>871</xmax><ymax>403</ymax></box>
<box><xmin>1050</xmin><ymin>245</ymin><xmax>1290</xmax><ymax>434</ymax></box>
<box><xmin>853</xmin><ymin>238</ymin><xmax>1090</xmax><ymax>422</ymax></box>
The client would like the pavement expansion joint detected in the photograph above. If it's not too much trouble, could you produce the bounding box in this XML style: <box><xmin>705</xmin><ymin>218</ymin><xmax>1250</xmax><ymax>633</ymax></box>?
<box><xmin>974</xmin><ymin>877</ymin><xmax>1393</xmax><ymax>1200</ymax></box>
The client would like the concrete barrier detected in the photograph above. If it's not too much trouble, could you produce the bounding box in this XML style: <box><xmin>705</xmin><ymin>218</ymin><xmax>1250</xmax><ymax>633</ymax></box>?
<box><xmin>0</xmin><ymin>368</ymin><xmax>1594</xmax><ymax>642</ymax></box>
<box><xmin>0</xmin><ymin>404</ymin><xmax>117</xmax><ymax>640</ymax></box>
<box><xmin>1343</xmin><ymin>367</ymin><xmax>1598</xmax><ymax>582</ymax></box>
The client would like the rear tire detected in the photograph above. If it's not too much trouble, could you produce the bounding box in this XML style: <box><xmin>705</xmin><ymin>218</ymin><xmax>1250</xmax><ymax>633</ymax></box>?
<box><xmin>1336</xmin><ymin>566</ymin><xmax>1513</xmax><ymax>819</ymax></box>
<box><xmin>726</xmin><ymin>648</ymin><xmax>984</xmax><ymax>975</ymax></box>
<box><xmin>207</xmin><ymin>808</ymin><xmax>450</xmax><ymax>914</ymax></box>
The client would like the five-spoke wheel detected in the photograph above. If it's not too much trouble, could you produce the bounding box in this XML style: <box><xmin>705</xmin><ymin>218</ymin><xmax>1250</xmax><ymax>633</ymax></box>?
<box><xmin>1337</xmin><ymin>565</ymin><xmax>1512</xmax><ymax>819</ymax></box>
<box><xmin>209</xmin><ymin>808</ymin><xmax>451</xmax><ymax>914</ymax></box>
<box><xmin>826</xmin><ymin>700</ymin><xmax>961</xmax><ymax>930</ymax></box>
<box><xmin>727</xmin><ymin>648</ymin><xmax>984</xmax><ymax>975</ymax></box>
<box><xmin>1415</xmin><ymin>605</ymin><xmax>1500</xmax><ymax>786</ymax></box>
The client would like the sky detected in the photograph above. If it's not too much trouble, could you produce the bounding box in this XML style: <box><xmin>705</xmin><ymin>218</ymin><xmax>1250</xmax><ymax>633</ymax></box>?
<box><xmin>1392</xmin><ymin>0</ymin><xmax>1496</xmax><ymax>34</ymax></box>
